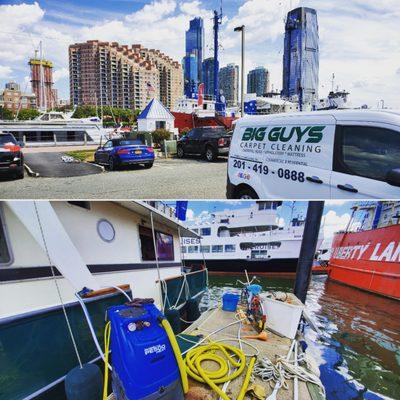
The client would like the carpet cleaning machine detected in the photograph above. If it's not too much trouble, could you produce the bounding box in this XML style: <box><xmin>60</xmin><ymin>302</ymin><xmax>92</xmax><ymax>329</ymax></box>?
<box><xmin>103</xmin><ymin>299</ymin><xmax>188</xmax><ymax>400</ymax></box>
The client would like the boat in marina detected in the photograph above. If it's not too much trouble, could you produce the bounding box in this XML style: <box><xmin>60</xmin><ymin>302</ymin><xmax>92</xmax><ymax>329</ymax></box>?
<box><xmin>0</xmin><ymin>200</ymin><xmax>205</xmax><ymax>399</ymax></box>
<box><xmin>0</xmin><ymin>111</ymin><xmax>110</xmax><ymax>146</ymax></box>
<box><xmin>328</xmin><ymin>201</ymin><xmax>400</xmax><ymax>300</ymax></box>
<box><xmin>181</xmin><ymin>201</ymin><xmax>324</xmax><ymax>274</ymax></box>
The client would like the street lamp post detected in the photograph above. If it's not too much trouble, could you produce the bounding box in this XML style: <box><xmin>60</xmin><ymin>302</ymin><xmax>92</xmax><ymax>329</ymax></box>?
<box><xmin>234</xmin><ymin>25</ymin><xmax>245</xmax><ymax>117</ymax></box>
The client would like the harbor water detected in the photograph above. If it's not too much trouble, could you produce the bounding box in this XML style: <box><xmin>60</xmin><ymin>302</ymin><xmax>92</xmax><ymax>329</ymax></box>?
<box><xmin>204</xmin><ymin>274</ymin><xmax>400</xmax><ymax>400</ymax></box>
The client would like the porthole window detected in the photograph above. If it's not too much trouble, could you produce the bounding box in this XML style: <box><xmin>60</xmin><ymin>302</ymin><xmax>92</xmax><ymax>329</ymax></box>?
<box><xmin>97</xmin><ymin>219</ymin><xmax>115</xmax><ymax>243</ymax></box>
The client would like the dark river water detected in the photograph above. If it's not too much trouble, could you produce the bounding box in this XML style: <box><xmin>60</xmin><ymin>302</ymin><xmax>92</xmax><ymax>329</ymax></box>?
<box><xmin>205</xmin><ymin>274</ymin><xmax>400</xmax><ymax>400</ymax></box>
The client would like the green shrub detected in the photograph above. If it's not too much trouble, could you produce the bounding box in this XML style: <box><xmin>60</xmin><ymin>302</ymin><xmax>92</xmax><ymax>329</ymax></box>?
<box><xmin>151</xmin><ymin>128</ymin><xmax>171</xmax><ymax>146</ymax></box>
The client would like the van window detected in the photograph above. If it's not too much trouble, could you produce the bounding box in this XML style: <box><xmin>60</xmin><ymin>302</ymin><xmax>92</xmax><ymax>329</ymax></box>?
<box><xmin>335</xmin><ymin>126</ymin><xmax>400</xmax><ymax>182</ymax></box>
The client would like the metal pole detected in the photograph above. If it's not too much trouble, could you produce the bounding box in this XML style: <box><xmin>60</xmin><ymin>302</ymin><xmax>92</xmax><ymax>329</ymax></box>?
<box><xmin>240</xmin><ymin>27</ymin><xmax>245</xmax><ymax>117</ymax></box>
<box><xmin>150</xmin><ymin>211</ymin><xmax>163</xmax><ymax>310</ymax></box>
<box><xmin>294</xmin><ymin>201</ymin><xmax>324</xmax><ymax>303</ymax></box>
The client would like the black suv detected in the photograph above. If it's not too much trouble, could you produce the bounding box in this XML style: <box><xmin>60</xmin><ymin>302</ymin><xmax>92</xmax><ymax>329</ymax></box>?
<box><xmin>177</xmin><ymin>126</ymin><xmax>232</xmax><ymax>161</ymax></box>
<box><xmin>0</xmin><ymin>133</ymin><xmax>24</xmax><ymax>179</ymax></box>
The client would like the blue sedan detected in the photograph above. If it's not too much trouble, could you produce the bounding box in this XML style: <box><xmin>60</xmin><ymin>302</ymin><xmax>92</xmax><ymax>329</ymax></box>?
<box><xmin>94</xmin><ymin>139</ymin><xmax>154</xmax><ymax>170</ymax></box>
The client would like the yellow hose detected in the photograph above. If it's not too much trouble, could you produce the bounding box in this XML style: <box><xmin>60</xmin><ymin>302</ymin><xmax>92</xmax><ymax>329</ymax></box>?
<box><xmin>161</xmin><ymin>318</ymin><xmax>189</xmax><ymax>394</ymax></box>
<box><xmin>184</xmin><ymin>342</ymin><xmax>250</xmax><ymax>400</ymax></box>
<box><xmin>102</xmin><ymin>321</ymin><xmax>111</xmax><ymax>400</ymax></box>
<box><xmin>237</xmin><ymin>356</ymin><xmax>256</xmax><ymax>400</ymax></box>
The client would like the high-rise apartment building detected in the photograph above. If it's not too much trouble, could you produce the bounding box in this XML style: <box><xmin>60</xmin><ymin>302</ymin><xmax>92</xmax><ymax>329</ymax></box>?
<box><xmin>29</xmin><ymin>58</ymin><xmax>55</xmax><ymax>110</ymax></box>
<box><xmin>219</xmin><ymin>63</ymin><xmax>239</xmax><ymax>107</ymax></box>
<box><xmin>69</xmin><ymin>41</ymin><xmax>182</xmax><ymax>111</ymax></box>
<box><xmin>282</xmin><ymin>7</ymin><xmax>319</xmax><ymax>104</ymax></box>
<box><xmin>247</xmin><ymin>67</ymin><xmax>270</xmax><ymax>96</ymax></box>
<box><xmin>183</xmin><ymin>17</ymin><xmax>204</xmax><ymax>98</ymax></box>
<box><xmin>202</xmin><ymin>57</ymin><xmax>215</xmax><ymax>98</ymax></box>
<box><xmin>133</xmin><ymin>45</ymin><xmax>183</xmax><ymax>110</ymax></box>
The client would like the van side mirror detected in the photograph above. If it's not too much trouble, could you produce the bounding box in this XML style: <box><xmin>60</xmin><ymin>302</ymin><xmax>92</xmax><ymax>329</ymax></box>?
<box><xmin>18</xmin><ymin>141</ymin><xmax>25</xmax><ymax>148</ymax></box>
<box><xmin>386</xmin><ymin>168</ymin><xmax>400</xmax><ymax>187</ymax></box>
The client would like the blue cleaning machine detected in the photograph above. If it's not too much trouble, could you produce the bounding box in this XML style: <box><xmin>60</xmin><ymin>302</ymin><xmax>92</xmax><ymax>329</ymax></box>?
<box><xmin>107</xmin><ymin>303</ymin><xmax>184</xmax><ymax>400</ymax></box>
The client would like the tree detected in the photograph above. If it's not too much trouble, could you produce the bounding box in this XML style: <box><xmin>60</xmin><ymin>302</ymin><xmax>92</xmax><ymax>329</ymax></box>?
<box><xmin>152</xmin><ymin>128</ymin><xmax>171</xmax><ymax>146</ymax></box>
<box><xmin>72</xmin><ymin>105</ymin><xmax>97</xmax><ymax>119</ymax></box>
<box><xmin>17</xmin><ymin>108</ymin><xmax>40</xmax><ymax>120</ymax></box>
<box><xmin>0</xmin><ymin>106</ymin><xmax>13</xmax><ymax>120</ymax></box>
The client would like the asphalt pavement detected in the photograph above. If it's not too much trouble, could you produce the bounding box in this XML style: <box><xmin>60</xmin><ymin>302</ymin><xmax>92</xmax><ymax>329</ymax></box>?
<box><xmin>0</xmin><ymin>157</ymin><xmax>228</xmax><ymax>199</ymax></box>
<box><xmin>24</xmin><ymin>152</ymin><xmax>103</xmax><ymax>177</ymax></box>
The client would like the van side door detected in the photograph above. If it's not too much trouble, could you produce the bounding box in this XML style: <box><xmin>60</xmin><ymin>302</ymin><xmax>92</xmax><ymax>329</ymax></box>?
<box><xmin>259</xmin><ymin>122</ymin><xmax>334</xmax><ymax>198</ymax></box>
<box><xmin>331</xmin><ymin>124</ymin><xmax>400</xmax><ymax>198</ymax></box>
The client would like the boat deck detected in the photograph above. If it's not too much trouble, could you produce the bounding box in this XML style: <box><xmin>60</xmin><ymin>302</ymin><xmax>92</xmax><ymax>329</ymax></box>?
<box><xmin>181</xmin><ymin>307</ymin><xmax>322</xmax><ymax>400</ymax></box>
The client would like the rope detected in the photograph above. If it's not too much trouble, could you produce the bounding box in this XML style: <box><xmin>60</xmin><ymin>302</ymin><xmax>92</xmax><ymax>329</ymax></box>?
<box><xmin>253</xmin><ymin>349</ymin><xmax>325</xmax><ymax>396</ymax></box>
<box><xmin>33</xmin><ymin>201</ymin><xmax>83</xmax><ymax>369</ymax></box>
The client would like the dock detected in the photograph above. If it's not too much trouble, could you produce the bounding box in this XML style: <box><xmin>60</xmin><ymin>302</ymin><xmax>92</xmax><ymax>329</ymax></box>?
<box><xmin>181</xmin><ymin>307</ymin><xmax>324</xmax><ymax>400</ymax></box>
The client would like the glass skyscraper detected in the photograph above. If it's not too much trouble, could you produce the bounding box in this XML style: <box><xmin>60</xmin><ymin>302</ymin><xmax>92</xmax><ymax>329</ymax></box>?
<box><xmin>184</xmin><ymin>17</ymin><xmax>204</xmax><ymax>98</ymax></box>
<box><xmin>282</xmin><ymin>7</ymin><xmax>319</xmax><ymax>106</ymax></box>
<box><xmin>202</xmin><ymin>57</ymin><xmax>215</xmax><ymax>98</ymax></box>
<box><xmin>247</xmin><ymin>67</ymin><xmax>270</xmax><ymax>96</ymax></box>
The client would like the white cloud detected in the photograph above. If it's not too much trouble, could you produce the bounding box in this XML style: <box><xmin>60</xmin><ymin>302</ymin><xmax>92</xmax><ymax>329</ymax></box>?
<box><xmin>0</xmin><ymin>65</ymin><xmax>12</xmax><ymax>79</ymax></box>
<box><xmin>322</xmin><ymin>210</ymin><xmax>351</xmax><ymax>239</ymax></box>
<box><xmin>53</xmin><ymin>67</ymin><xmax>69</xmax><ymax>83</ymax></box>
<box><xmin>186</xmin><ymin>208</ymin><xmax>195</xmax><ymax>221</ymax></box>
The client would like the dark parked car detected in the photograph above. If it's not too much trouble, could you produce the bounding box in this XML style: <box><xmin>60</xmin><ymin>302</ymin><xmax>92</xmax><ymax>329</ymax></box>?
<box><xmin>94</xmin><ymin>139</ymin><xmax>154</xmax><ymax>170</ymax></box>
<box><xmin>0</xmin><ymin>132</ymin><xmax>24</xmax><ymax>179</ymax></box>
<box><xmin>177</xmin><ymin>127</ymin><xmax>232</xmax><ymax>161</ymax></box>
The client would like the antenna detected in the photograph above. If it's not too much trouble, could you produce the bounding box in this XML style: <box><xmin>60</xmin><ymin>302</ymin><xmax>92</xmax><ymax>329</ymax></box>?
<box><xmin>331</xmin><ymin>73</ymin><xmax>335</xmax><ymax>92</ymax></box>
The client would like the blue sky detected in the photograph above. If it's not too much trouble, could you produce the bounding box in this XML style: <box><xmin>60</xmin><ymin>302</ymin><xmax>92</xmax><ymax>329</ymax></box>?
<box><xmin>166</xmin><ymin>200</ymin><xmax>360</xmax><ymax>240</ymax></box>
<box><xmin>0</xmin><ymin>0</ymin><xmax>399</xmax><ymax>107</ymax></box>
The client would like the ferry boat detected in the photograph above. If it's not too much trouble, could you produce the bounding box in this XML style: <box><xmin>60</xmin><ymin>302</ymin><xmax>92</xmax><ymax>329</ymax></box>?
<box><xmin>181</xmin><ymin>201</ymin><xmax>324</xmax><ymax>274</ymax></box>
<box><xmin>0</xmin><ymin>111</ymin><xmax>109</xmax><ymax>146</ymax></box>
<box><xmin>0</xmin><ymin>200</ymin><xmax>204</xmax><ymax>399</ymax></box>
<box><xmin>328</xmin><ymin>201</ymin><xmax>400</xmax><ymax>300</ymax></box>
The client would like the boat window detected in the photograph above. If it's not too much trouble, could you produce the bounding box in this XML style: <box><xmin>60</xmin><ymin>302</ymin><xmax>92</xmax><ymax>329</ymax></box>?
<box><xmin>188</xmin><ymin>246</ymin><xmax>199</xmax><ymax>253</ymax></box>
<box><xmin>200</xmin><ymin>245</ymin><xmax>210</xmax><ymax>253</ymax></box>
<box><xmin>200</xmin><ymin>227</ymin><xmax>211</xmax><ymax>236</ymax></box>
<box><xmin>68</xmin><ymin>201</ymin><xmax>90</xmax><ymax>210</ymax></box>
<box><xmin>0</xmin><ymin>208</ymin><xmax>12</xmax><ymax>266</ymax></box>
<box><xmin>181</xmin><ymin>246</ymin><xmax>187</xmax><ymax>253</ymax></box>
<box><xmin>139</xmin><ymin>226</ymin><xmax>174</xmax><ymax>261</ymax></box>
<box><xmin>192</xmin><ymin>228</ymin><xmax>199</xmax><ymax>233</ymax></box>
<box><xmin>218</xmin><ymin>227</ymin><xmax>230</xmax><ymax>237</ymax></box>
<box><xmin>220</xmin><ymin>218</ymin><xmax>229</xmax><ymax>224</ymax></box>
<box><xmin>225</xmin><ymin>244</ymin><xmax>235</xmax><ymax>252</ymax></box>
<box><xmin>334</xmin><ymin>125</ymin><xmax>400</xmax><ymax>182</ymax></box>
<box><xmin>258</xmin><ymin>201</ymin><xmax>275</xmax><ymax>210</ymax></box>
<box><xmin>212</xmin><ymin>245</ymin><xmax>223</xmax><ymax>253</ymax></box>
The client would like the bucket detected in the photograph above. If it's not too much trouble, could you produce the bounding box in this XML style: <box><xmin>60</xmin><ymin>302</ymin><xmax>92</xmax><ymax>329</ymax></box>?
<box><xmin>222</xmin><ymin>292</ymin><xmax>240</xmax><ymax>312</ymax></box>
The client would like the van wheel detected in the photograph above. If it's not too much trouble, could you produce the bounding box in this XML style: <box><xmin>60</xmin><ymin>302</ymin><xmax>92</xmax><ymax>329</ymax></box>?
<box><xmin>235</xmin><ymin>186</ymin><xmax>259</xmax><ymax>199</ymax></box>
<box><xmin>205</xmin><ymin>146</ymin><xmax>217</xmax><ymax>162</ymax></box>
<box><xmin>177</xmin><ymin>146</ymin><xmax>185</xmax><ymax>158</ymax></box>
<box><xmin>144</xmin><ymin>162</ymin><xmax>153</xmax><ymax>169</ymax></box>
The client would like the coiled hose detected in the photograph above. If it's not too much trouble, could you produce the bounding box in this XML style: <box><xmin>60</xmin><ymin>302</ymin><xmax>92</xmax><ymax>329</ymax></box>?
<box><xmin>185</xmin><ymin>343</ymin><xmax>256</xmax><ymax>400</ymax></box>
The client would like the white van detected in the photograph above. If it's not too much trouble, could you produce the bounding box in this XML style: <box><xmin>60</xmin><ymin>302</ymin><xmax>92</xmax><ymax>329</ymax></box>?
<box><xmin>226</xmin><ymin>110</ymin><xmax>400</xmax><ymax>199</ymax></box>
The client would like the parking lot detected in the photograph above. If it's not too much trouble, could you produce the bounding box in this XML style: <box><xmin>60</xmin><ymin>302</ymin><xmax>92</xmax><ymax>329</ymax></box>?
<box><xmin>0</xmin><ymin>156</ymin><xmax>228</xmax><ymax>199</ymax></box>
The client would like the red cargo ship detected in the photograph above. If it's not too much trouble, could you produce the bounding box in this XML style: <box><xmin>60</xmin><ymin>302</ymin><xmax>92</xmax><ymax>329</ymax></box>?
<box><xmin>329</xmin><ymin>202</ymin><xmax>400</xmax><ymax>300</ymax></box>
